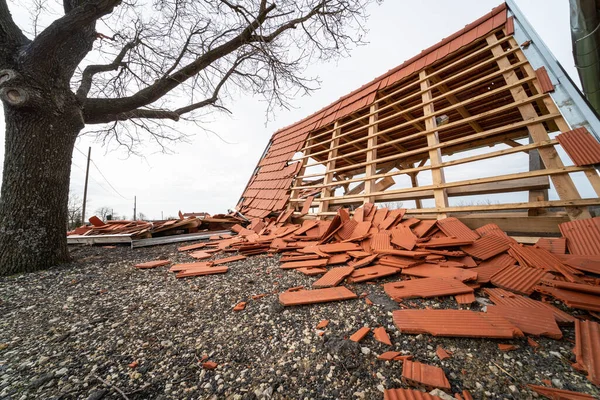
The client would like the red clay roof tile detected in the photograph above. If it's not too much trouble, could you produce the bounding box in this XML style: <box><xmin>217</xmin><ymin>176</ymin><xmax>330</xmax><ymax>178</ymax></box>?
<box><xmin>535</xmin><ymin>66</ymin><xmax>554</xmax><ymax>93</ymax></box>
<box><xmin>557</xmin><ymin>254</ymin><xmax>600</xmax><ymax>275</ymax></box>
<box><xmin>557</xmin><ymin>127</ymin><xmax>600</xmax><ymax>166</ymax></box>
<box><xmin>461</xmin><ymin>234</ymin><xmax>512</xmax><ymax>260</ymax></box>
<box><xmin>402</xmin><ymin>360</ymin><xmax>451</xmax><ymax>390</ymax></box>
<box><xmin>391</xmin><ymin>225</ymin><xmax>417</xmax><ymax>250</ymax></box>
<box><xmin>436</xmin><ymin>217</ymin><xmax>480</xmax><ymax>241</ymax></box>
<box><xmin>490</xmin><ymin>264</ymin><xmax>554</xmax><ymax>295</ymax></box>
<box><xmin>370</xmin><ymin>232</ymin><xmax>393</xmax><ymax>251</ymax></box>
<box><xmin>534</xmin><ymin>285</ymin><xmax>600</xmax><ymax>312</ymax></box>
<box><xmin>312</xmin><ymin>266</ymin><xmax>354</xmax><ymax>288</ymax></box>
<box><xmin>296</xmin><ymin>267</ymin><xmax>327</xmax><ymax>276</ymax></box>
<box><xmin>134</xmin><ymin>260</ymin><xmax>170</xmax><ymax>269</ymax></box>
<box><xmin>527</xmin><ymin>384</ymin><xmax>595</xmax><ymax>400</ymax></box>
<box><xmin>319</xmin><ymin>242</ymin><xmax>362</xmax><ymax>253</ymax></box>
<box><xmin>347</xmin><ymin>254</ymin><xmax>378</xmax><ymax>269</ymax></box>
<box><xmin>384</xmin><ymin>277</ymin><xmax>473</xmax><ymax>300</ymax></box>
<box><xmin>347</xmin><ymin>265</ymin><xmax>399</xmax><ymax>283</ymax></box>
<box><xmin>383</xmin><ymin>388</ymin><xmax>444</xmax><ymax>400</ymax></box>
<box><xmin>176</xmin><ymin>266</ymin><xmax>228</xmax><ymax>278</ymax></box>
<box><xmin>378</xmin><ymin>351</ymin><xmax>401</xmax><ymax>361</ymax></box>
<box><xmin>170</xmin><ymin>261</ymin><xmax>213</xmax><ymax>272</ymax></box>
<box><xmin>349</xmin><ymin>326</ymin><xmax>370</xmax><ymax>342</ymax></box>
<box><xmin>392</xmin><ymin>309</ymin><xmax>523</xmax><ymax>338</ymax></box>
<box><xmin>559</xmin><ymin>217</ymin><xmax>600</xmax><ymax>256</ymax></box>
<box><xmin>412</xmin><ymin>220</ymin><xmax>438</xmax><ymax>238</ymax></box>
<box><xmin>177</xmin><ymin>242</ymin><xmax>207</xmax><ymax>252</ymax></box>
<box><xmin>401</xmin><ymin>264</ymin><xmax>478</xmax><ymax>282</ymax></box>
<box><xmin>280</xmin><ymin>259</ymin><xmax>329</xmax><ymax>269</ymax></box>
<box><xmin>455</xmin><ymin>292</ymin><xmax>476</xmax><ymax>305</ymax></box>
<box><xmin>573</xmin><ymin>319</ymin><xmax>600</xmax><ymax>386</ymax></box>
<box><xmin>484</xmin><ymin>288</ymin><xmax>575</xmax><ymax>325</ymax></box>
<box><xmin>539</xmin><ymin>279</ymin><xmax>600</xmax><ymax>296</ymax></box>
<box><xmin>373</xmin><ymin>326</ymin><xmax>392</xmax><ymax>346</ymax></box>
<box><xmin>486</xmin><ymin>304</ymin><xmax>563</xmax><ymax>339</ymax></box>
<box><xmin>278</xmin><ymin>286</ymin><xmax>358</xmax><ymax>306</ymax></box>
<box><xmin>212</xmin><ymin>255</ymin><xmax>247</xmax><ymax>265</ymax></box>
<box><xmin>436</xmin><ymin>346</ymin><xmax>451</xmax><ymax>361</ymax></box>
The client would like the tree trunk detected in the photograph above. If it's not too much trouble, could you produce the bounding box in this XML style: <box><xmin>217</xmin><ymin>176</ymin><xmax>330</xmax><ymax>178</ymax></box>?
<box><xmin>0</xmin><ymin>85</ymin><xmax>83</xmax><ymax>276</ymax></box>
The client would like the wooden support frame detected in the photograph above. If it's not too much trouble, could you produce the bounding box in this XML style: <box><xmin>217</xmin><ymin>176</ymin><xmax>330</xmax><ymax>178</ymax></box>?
<box><xmin>318</xmin><ymin>122</ymin><xmax>341</xmax><ymax>216</ymax></box>
<box><xmin>363</xmin><ymin>103</ymin><xmax>379</xmax><ymax>204</ymax></box>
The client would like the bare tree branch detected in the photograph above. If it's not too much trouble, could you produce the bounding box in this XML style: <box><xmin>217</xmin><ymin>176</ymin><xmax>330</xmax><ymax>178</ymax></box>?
<box><xmin>0</xmin><ymin>0</ymin><xmax>30</xmax><ymax>67</ymax></box>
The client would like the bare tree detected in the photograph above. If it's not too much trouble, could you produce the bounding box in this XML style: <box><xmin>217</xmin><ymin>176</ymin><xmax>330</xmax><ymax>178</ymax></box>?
<box><xmin>94</xmin><ymin>206</ymin><xmax>112</xmax><ymax>220</ymax></box>
<box><xmin>0</xmin><ymin>0</ymin><xmax>377</xmax><ymax>275</ymax></box>
<box><xmin>137</xmin><ymin>212</ymin><xmax>147</xmax><ymax>221</ymax></box>
<box><xmin>67</xmin><ymin>192</ymin><xmax>83</xmax><ymax>230</ymax></box>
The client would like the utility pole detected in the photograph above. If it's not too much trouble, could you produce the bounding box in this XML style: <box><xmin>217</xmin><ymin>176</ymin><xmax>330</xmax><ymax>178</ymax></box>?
<box><xmin>81</xmin><ymin>146</ymin><xmax>91</xmax><ymax>225</ymax></box>
<box><xmin>133</xmin><ymin>196</ymin><xmax>137</xmax><ymax>220</ymax></box>
<box><xmin>161</xmin><ymin>211</ymin><xmax>163</xmax><ymax>220</ymax></box>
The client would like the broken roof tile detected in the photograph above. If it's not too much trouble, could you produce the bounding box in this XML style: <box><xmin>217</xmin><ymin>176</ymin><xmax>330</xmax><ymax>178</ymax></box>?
<box><xmin>391</xmin><ymin>225</ymin><xmax>417</xmax><ymax>250</ymax></box>
<box><xmin>436</xmin><ymin>217</ymin><xmax>480</xmax><ymax>241</ymax></box>
<box><xmin>557</xmin><ymin>254</ymin><xmax>600</xmax><ymax>275</ymax></box>
<box><xmin>401</xmin><ymin>264</ymin><xmax>478</xmax><ymax>282</ymax></box>
<box><xmin>392</xmin><ymin>309</ymin><xmax>523</xmax><ymax>338</ymax></box>
<box><xmin>384</xmin><ymin>388</ymin><xmax>444</xmax><ymax>400</ymax></box>
<box><xmin>177</xmin><ymin>242</ymin><xmax>207</xmax><ymax>252</ymax></box>
<box><xmin>384</xmin><ymin>277</ymin><xmax>473</xmax><ymax>301</ymax></box>
<box><xmin>233</xmin><ymin>302</ymin><xmax>246</xmax><ymax>311</ymax></box>
<box><xmin>319</xmin><ymin>242</ymin><xmax>362</xmax><ymax>253</ymax></box>
<box><xmin>455</xmin><ymin>292</ymin><xmax>476</xmax><ymax>305</ymax></box>
<box><xmin>349</xmin><ymin>326</ymin><xmax>370</xmax><ymax>342</ymax></box>
<box><xmin>535</xmin><ymin>237</ymin><xmax>567</xmax><ymax>255</ymax></box>
<box><xmin>486</xmin><ymin>304</ymin><xmax>563</xmax><ymax>339</ymax></box>
<box><xmin>378</xmin><ymin>351</ymin><xmax>401</xmax><ymax>361</ymax></box>
<box><xmin>402</xmin><ymin>360</ymin><xmax>451</xmax><ymax>390</ymax></box>
<box><xmin>573</xmin><ymin>319</ymin><xmax>600</xmax><ymax>386</ymax></box>
<box><xmin>472</xmin><ymin>254</ymin><xmax>516</xmax><ymax>283</ymax></box>
<box><xmin>370</xmin><ymin>232</ymin><xmax>393</xmax><ymax>251</ymax></box>
<box><xmin>461</xmin><ymin>234</ymin><xmax>512</xmax><ymax>260</ymax></box>
<box><xmin>484</xmin><ymin>288</ymin><xmax>575</xmax><ymax>325</ymax></box>
<box><xmin>134</xmin><ymin>260</ymin><xmax>170</xmax><ymax>269</ymax></box>
<box><xmin>175</xmin><ymin>265</ymin><xmax>228</xmax><ymax>278</ymax></box>
<box><xmin>490</xmin><ymin>264</ymin><xmax>554</xmax><ymax>295</ymax></box>
<box><xmin>373</xmin><ymin>327</ymin><xmax>392</xmax><ymax>346</ymax></box>
<box><xmin>559</xmin><ymin>217</ymin><xmax>600</xmax><ymax>256</ymax></box>
<box><xmin>169</xmin><ymin>261</ymin><xmax>213</xmax><ymax>272</ymax></box>
<box><xmin>527</xmin><ymin>384</ymin><xmax>595</xmax><ymax>400</ymax></box>
<box><xmin>436</xmin><ymin>346</ymin><xmax>451</xmax><ymax>361</ymax></box>
<box><xmin>212</xmin><ymin>255</ymin><xmax>247</xmax><ymax>265</ymax></box>
<box><xmin>189</xmin><ymin>250</ymin><xmax>213</xmax><ymax>260</ymax></box>
<box><xmin>412</xmin><ymin>220</ymin><xmax>438</xmax><ymax>238</ymax></box>
<box><xmin>316</xmin><ymin>320</ymin><xmax>329</xmax><ymax>329</ymax></box>
<box><xmin>347</xmin><ymin>265</ymin><xmax>399</xmax><ymax>283</ymax></box>
<box><xmin>347</xmin><ymin>254</ymin><xmax>378</xmax><ymax>269</ymax></box>
<box><xmin>278</xmin><ymin>286</ymin><xmax>358</xmax><ymax>306</ymax></box>
<box><xmin>534</xmin><ymin>285</ymin><xmax>600</xmax><ymax>312</ymax></box>
<box><xmin>296</xmin><ymin>267</ymin><xmax>327</xmax><ymax>276</ymax></box>
<box><xmin>312</xmin><ymin>266</ymin><xmax>355</xmax><ymax>288</ymax></box>
<box><xmin>280</xmin><ymin>259</ymin><xmax>329</xmax><ymax>269</ymax></box>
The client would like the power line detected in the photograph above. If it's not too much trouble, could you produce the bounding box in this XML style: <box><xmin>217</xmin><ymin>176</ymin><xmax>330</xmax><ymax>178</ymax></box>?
<box><xmin>71</xmin><ymin>161</ymin><xmax>122</xmax><ymax>200</ymax></box>
<box><xmin>74</xmin><ymin>146</ymin><xmax>129</xmax><ymax>200</ymax></box>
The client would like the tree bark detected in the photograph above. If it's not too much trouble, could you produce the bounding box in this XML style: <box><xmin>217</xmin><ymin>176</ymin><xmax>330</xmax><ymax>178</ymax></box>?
<box><xmin>0</xmin><ymin>85</ymin><xmax>83</xmax><ymax>275</ymax></box>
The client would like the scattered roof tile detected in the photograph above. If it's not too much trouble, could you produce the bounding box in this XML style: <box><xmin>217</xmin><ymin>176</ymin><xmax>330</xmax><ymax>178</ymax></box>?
<box><xmin>392</xmin><ymin>309</ymin><xmax>523</xmax><ymax>338</ymax></box>
<box><xmin>316</xmin><ymin>320</ymin><xmax>329</xmax><ymax>329</ymax></box>
<box><xmin>556</xmin><ymin>127</ymin><xmax>600</xmax><ymax>166</ymax></box>
<box><xmin>280</xmin><ymin>259</ymin><xmax>329</xmax><ymax>269</ymax></box>
<box><xmin>134</xmin><ymin>260</ymin><xmax>170</xmax><ymax>269</ymax></box>
<box><xmin>177</xmin><ymin>242</ymin><xmax>207</xmax><ymax>252</ymax></box>
<box><xmin>212</xmin><ymin>255</ymin><xmax>247</xmax><ymax>265</ymax></box>
<box><xmin>384</xmin><ymin>277</ymin><xmax>473</xmax><ymax>300</ymax></box>
<box><xmin>573</xmin><ymin>319</ymin><xmax>600</xmax><ymax>386</ymax></box>
<box><xmin>559</xmin><ymin>217</ymin><xmax>600</xmax><ymax>256</ymax></box>
<box><xmin>378</xmin><ymin>351</ymin><xmax>401</xmax><ymax>361</ymax></box>
<box><xmin>402</xmin><ymin>360</ymin><xmax>451</xmax><ymax>390</ymax></box>
<box><xmin>347</xmin><ymin>265</ymin><xmax>399</xmax><ymax>283</ymax></box>
<box><xmin>535</xmin><ymin>237</ymin><xmax>567</xmax><ymax>255</ymax></box>
<box><xmin>391</xmin><ymin>225</ymin><xmax>417</xmax><ymax>250</ymax></box>
<box><xmin>278</xmin><ymin>286</ymin><xmax>358</xmax><ymax>306</ymax></box>
<box><xmin>490</xmin><ymin>264</ymin><xmax>554</xmax><ymax>295</ymax></box>
<box><xmin>401</xmin><ymin>264</ymin><xmax>478</xmax><ymax>282</ymax></box>
<box><xmin>373</xmin><ymin>327</ymin><xmax>392</xmax><ymax>346</ymax></box>
<box><xmin>436</xmin><ymin>346</ymin><xmax>451</xmax><ymax>360</ymax></box>
<box><xmin>461</xmin><ymin>234</ymin><xmax>512</xmax><ymax>260</ymax></box>
<box><xmin>176</xmin><ymin>265</ymin><xmax>228</xmax><ymax>278</ymax></box>
<box><xmin>527</xmin><ymin>384</ymin><xmax>595</xmax><ymax>400</ymax></box>
<box><xmin>436</xmin><ymin>217</ymin><xmax>480</xmax><ymax>241</ymax></box>
<box><xmin>486</xmin><ymin>305</ymin><xmax>563</xmax><ymax>339</ymax></box>
<box><xmin>312</xmin><ymin>266</ymin><xmax>355</xmax><ymax>288</ymax></box>
<box><xmin>534</xmin><ymin>285</ymin><xmax>600</xmax><ymax>312</ymax></box>
<box><xmin>383</xmin><ymin>388</ymin><xmax>444</xmax><ymax>400</ymax></box>
<box><xmin>350</xmin><ymin>326</ymin><xmax>370</xmax><ymax>342</ymax></box>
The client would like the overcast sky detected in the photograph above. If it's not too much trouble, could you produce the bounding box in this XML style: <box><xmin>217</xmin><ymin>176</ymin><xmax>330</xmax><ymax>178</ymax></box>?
<box><xmin>0</xmin><ymin>0</ymin><xmax>591</xmax><ymax>220</ymax></box>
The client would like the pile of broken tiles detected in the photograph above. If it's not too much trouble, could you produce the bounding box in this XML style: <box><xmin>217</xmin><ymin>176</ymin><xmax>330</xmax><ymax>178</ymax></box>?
<box><xmin>135</xmin><ymin>203</ymin><xmax>600</xmax><ymax>398</ymax></box>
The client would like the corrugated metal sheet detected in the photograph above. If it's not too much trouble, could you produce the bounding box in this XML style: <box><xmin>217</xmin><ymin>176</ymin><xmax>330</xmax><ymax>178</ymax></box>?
<box><xmin>402</xmin><ymin>360</ymin><xmax>451</xmax><ymax>390</ymax></box>
<box><xmin>278</xmin><ymin>286</ymin><xmax>358</xmax><ymax>306</ymax></box>
<box><xmin>392</xmin><ymin>309</ymin><xmax>523</xmax><ymax>338</ymax></box>
<box><xmin>437</xmin><ymin>217</ymin><xmax>480</xmax><ymax>241</ymax></box>
<box><xmin>461</xmin><ymin>234</ymin><xmax>512</xmax><ymax>260</ymax></box>
<box><xmin>486</xmin><ymin>305</ymin><xmax>563</xmax><ymax>339</ymax></box>
<box><xmin>384</xmin><ymin>388</ymin><xmax>444</xmax><ymax>400</ymax></box>
<box><xmin>573</xmin><ymin>319</ymin><xmax>600</xmax><ymax>386</ymax></box>
<box><xmin>490</xmin><ymin>264</ymin><xmax>554</xmax><ymax>295</ymax></box>
<box><xmin>347</xmin><ymin>265</ymin><xmax>399</xmax><ymax>283</ymax></box>
<box><xmin>534</xmin><ymin>285</ymin><xmax>600</xmax><ymax>312</ymax></box>
<box><xmin>312</xmin><ymin>266</ymin><xmax>354</xmax><ymax>288</ymax></box>
<box><xmin>559</xmin><ymin>217</ymin><xmax>600</xmax><ymax>256</ymax></box>
<box><xmin>535</xmin><ymin>66</ymin><xmax>554</xmax><ymax>93</ymax></box>
<box><xmin>484</xmin><ymin>287</ymin><xmax>575</xmax><ymax>325</ymax></box>
<box><xmin>384</xmin><ymin>277</ymin><xmax>473</xmax><ymax>300</ymax></box>
<box><xmin>527</xmin><ymin>385</ymin><xmax>595</xmax><ymax>400</ymax></box>
<box><xmin>556</xmin><ymin>127</ymin><xmax>600</xmax><ymax>166</ymax></box>
<box><xmin>535</xmin><ymin>237</ymin><xmax>567</xmax><ymax>254</ymax></box>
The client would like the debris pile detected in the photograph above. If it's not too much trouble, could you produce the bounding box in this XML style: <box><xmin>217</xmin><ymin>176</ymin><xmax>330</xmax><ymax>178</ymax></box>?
<box><xmin>136</xmin><ymin>203</ymin><xmax>600</xmax><ymax>396</ymax></box>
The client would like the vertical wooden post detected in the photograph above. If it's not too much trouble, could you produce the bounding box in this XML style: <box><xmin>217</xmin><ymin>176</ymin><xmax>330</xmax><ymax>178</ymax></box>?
<box><xmin>81</xmin><ymin>146</ymin><xmax>91</xmax><ymax>224</ymax></box>
<box><xmin>318</xmin><ymin>122</ymin><xmax>341</xmax><ymax>216</ymax></box>
<box><xmin>487</xmin><ymin>34</ymin><xmax>591</xmax><ymax>220</ymax></box>
<box><xmin>419</xmin><ymin>71</ymin><xmax>449</xmax><ymax>218</ymax></box>
<box><xmin>409</xmin><ymin>172</ymin><xmax>422</xmax><ymax>209</ymax></box>
<box><xmin>289</xmin><ymin>138</ymin><xmax>313</xmax><ymax>214</ymax></box>
<box><xmin>363</xmin><ymin>103</ymin><xmax>379</xmax><ymax>204</ymax></box>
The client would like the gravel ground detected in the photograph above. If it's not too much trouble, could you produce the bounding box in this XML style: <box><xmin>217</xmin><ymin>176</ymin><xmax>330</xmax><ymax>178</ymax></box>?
<box><xmin>0</xmin><ymin>244</ymin><xmax>599</xmax><ymax>400</ymax></box>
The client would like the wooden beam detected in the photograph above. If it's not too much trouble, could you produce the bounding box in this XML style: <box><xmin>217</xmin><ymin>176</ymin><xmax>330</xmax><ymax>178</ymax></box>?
<box><xmin>403</xmin><ymin>198</ymin><xmax>600</xmax><ymax>214</ymax></box>
<box><xmin>364</xmin><ymin>103</ymin><xmax>379</xmax><ymax>204</ymax></box>
<box><xmin>420</xmin><ymin>70</ymin><xmax>448</xmax><ymax>218</ymax></box>
<box><xmin>487</xmin><ymin>34</ymin><xmax>591</xmax><ymax>220</ymax></box>
<box><xmin>318</xmin><ymin>122</ymin><xmax>341</xmax><ymax>216</ymax></box>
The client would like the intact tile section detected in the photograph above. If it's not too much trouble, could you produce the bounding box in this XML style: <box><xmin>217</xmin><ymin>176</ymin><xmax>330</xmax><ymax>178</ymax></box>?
<box><xmin>559</xmin><ymin>217</ymin><xmax>600</xmax><ymax>256</ymax></box>
<box><xmin>383</xmin><ymin>388</ymin><xmax>444</xmax><ymax>400</ymax></box>
<box><xmin>176</xmin><ymin>266</ymin><xmax>229</xmax><ymax>278</ymax></box>
<box><xmin>484</xmin><ymin>288</ymin><xmax>575</xmax><ymax>325</ymax></box>
<box><xmin>461</xmin><ymin>234</ymin><xmax>511</xmax><ymax>260</ymax></box>
<box><xmin>557</xmin><ymin>127</ymin><xmax>600</xmax><ymax>166</ymax></box>
<box><xmin>401</xmin><ymin>264</ymin><xmax>477</xmax><ymax>281</ymax></box>
<box><xmin>436</xmin><ymin>217</ymin><xmax>480</xmax><ymax>241</ymax></box>
<box><xmin>279</xmin><ymin>286</ymin><xmax>358</xmax><ymax>306</ymax></box>
<box><xmin>134</xmin><ymin>260</ymin><xmax>170</xmax><ymax>269</ymax></box>
<box><xmin>486</xmin><ymin>305</ymin><xmax>562</xmax><ymax>339</ymax></box>
<box><xmin>573</xmin><ymin>319</ymin><xmax>600</xmax><ymax>386</ymax></box>
<box><xmin>312</xmin><ymin>266</ymin><xmax>354</xmax><ymax>288</ymax></box>
<box><xmin>392</xmin><ymin>309</ymin><xmax>523</xmax><ymax>338</ymax></box>
<box><xmin>535</xmin><ymin>67</ymin><xmax>554</xmax><ymax>93</ymax></box>
<box><xmin>535</xmin><ymin>237</ymin><xmax>567</xmax><ymax>255</ymax></box>
<box><xmin>402</xmin><ymin>360</ymin><xmax>451</xmax><ymax>390</ymax></box>
<box><xmin>347</xmin><ymin>265</ymin><xmax>399</xmax><ymax>283</ymax></box>
<box><xmin>490</xmin><ymin>264</ymin><xmax>553</xmax><ymax>295</ymax></box>
<box><xmin>384</xmin><ymin>277</ymin><xmax>473</xmax><ymax>300</ymax></box>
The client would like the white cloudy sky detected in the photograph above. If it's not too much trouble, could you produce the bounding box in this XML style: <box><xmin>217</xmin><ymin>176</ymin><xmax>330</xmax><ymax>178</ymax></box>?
<box><xmin>0</xmin><ymin>0</ymin><xmax>592</xmax><ymax>220</ymax></box>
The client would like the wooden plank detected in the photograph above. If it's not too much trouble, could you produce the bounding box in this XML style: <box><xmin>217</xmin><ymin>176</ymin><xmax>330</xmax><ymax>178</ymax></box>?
<box><xmin>404</xmin><ymin>198</ymin><xmax>600</xmax><ymax>214</ymax></box>
<box><xmin>420</xmin><ymin>70</ymin><xmax>448</xmax><ymax>217</ymax></box>
<box><xmin>364</xmin><ymin>103</ymin><xmax>379</xmax><ymax>204</ymax></box>
<box><xmin>459</xmin><ymin>214</ymin><xmax>568</xmax><ymax>234</ymax></box>
<box><xmin>487</xmin><ymin>34</ymin><xmax>591</xmax><ymax>221</ymax></box>
<box><xmin>318</xmin><ymin>122</ymin><xmax>341</xmax><ymax>216</ymax></box>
